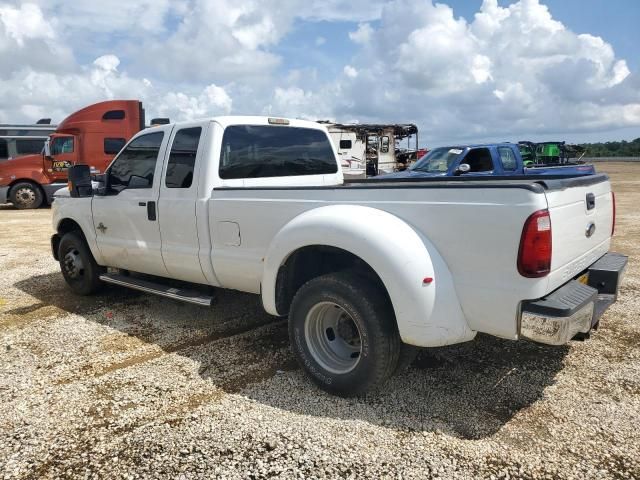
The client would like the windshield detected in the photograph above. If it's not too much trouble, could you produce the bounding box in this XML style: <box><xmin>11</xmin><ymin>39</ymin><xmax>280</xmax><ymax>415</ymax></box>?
<box><xmin>411</xmin><ymin>147</ymin><xmax>464</xmax><ymax>173</ymax></box>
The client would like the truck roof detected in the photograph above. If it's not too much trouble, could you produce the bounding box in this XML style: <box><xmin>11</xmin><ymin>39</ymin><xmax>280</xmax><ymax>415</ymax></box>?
<box><xmin>158</xmin><ymin>116</ymin><xmax>330</xmax><ymax>131</ymax></box>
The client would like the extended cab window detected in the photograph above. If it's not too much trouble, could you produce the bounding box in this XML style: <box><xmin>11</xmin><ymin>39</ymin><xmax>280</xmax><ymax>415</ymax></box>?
<box><xmin>166</xmin><ymin>127</ymin><xmax>201</xmax><ymax>188</ymax></box>
<box><xmin>104</xmin><ymin>138</ymin><xmax>127</xmax><ymax>155</ymax></box>
<box><xmin>498</xmin><ymin>147</ymin><xmax>517</xmax><ymax>171</ymax></box>
<box><xmin>464</xmin><ymin>148</ymin><xmax>493</xmax><ymax>172</ymax></box>
<box><xmin>51</xmin><ymin>137</ymin><xmax>74</xmax><ymax>155</ymax></box>
<box><xmin>219</xmin><ymin>125</ymin><xmax>337</xmax><ymax>179</ymax></box>
<box><xmin>108</xmin><ymin>132</ymin><xmax>164</xmax><ymax>192</ymax></box>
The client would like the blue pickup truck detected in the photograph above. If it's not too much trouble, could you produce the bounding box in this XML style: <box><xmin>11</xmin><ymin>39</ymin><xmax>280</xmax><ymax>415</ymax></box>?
<box><xmin>381</xmin><ymin>143</ymin><xmax>595</xmax><ymax>178</ymax></box>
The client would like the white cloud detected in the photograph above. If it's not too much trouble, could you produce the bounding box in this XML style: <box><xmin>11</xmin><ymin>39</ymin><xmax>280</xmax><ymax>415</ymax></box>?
<box><xmin>0</xmin><ymin>3</ymin><xmax>53</xmax><ymax>45</ymax></box>
<box><xmin>343</xmin><ymin>65</ymin><xmax>358</xmax><ymax>78</ymax></box>
<box><xmin>349</xmin><ymin>23</ymin><xmax>373</xmax><ymax>45</ymax></box>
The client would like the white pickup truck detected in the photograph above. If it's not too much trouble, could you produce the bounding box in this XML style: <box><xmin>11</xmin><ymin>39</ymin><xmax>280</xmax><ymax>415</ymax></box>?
<box><xmin>51</xmin><ymin>116</ymin><xmax>627</xmax><ymax>396</ymax></box>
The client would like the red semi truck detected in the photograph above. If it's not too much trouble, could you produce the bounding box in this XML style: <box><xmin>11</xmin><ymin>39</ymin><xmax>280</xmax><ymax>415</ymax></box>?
<box><xmin>0</xmin><ymin>100</ymin><xmax>146</xmax><ymax>209</ymax></box>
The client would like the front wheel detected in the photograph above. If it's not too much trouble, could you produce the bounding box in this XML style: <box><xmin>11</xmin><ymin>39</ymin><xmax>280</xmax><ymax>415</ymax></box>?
<box><xmin>58</xmin><ymin>231</ymin><xmax>104</xmax><ymax>295</ymax></box>
<box><xmin>10</xmin><ymin>182</ymin><xmax>43</xmax><ymax>209</ymax></box>
<box><xmin>289</xmin><ymin>271</ymin><xmax>400</xmax><ymax>396</ymax></box>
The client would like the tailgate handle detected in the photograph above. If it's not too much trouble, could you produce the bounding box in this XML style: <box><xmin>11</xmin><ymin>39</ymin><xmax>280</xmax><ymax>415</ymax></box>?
<box><xmin>586</xmin><ymin>193</ymin><xmax>595</xmax><ymax>210</ymax></box>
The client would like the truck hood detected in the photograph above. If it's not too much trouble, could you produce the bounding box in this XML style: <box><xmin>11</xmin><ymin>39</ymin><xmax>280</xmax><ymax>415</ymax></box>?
<box><xmin>0</xmin><ymin>154</ymin><xmax>43</xmax><ymax>186</ymax></box>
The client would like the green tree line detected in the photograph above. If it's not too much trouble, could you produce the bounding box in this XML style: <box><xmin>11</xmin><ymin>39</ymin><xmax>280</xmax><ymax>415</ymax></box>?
<box><xmin>579</xmin><ymin>138</ymin><xmax>640</xmax><ymax>157</ymax></box>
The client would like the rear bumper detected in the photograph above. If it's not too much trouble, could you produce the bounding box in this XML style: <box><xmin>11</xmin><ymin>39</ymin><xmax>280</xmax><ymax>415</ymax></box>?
<box><xmin>0</xmin><ymin>186</ymin><xmax>9</xmax><ymax>204</ymax></box>
<box><xmin>519</xmin><ymin>252</ymin><xmax>627</xmax><ymax>345</ymax></box>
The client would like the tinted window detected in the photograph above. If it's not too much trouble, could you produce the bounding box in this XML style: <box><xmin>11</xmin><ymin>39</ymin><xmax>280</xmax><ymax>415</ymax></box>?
<box><xmin>15</xmin><ymin>139</ymin><xmax>45</xmax><ymax>155</ymax></box>
<box><xmin>51</xmin><ymin>137</ymin><xmax>74</xmax><ymax>155</ymax></box>
<box><xmin>464</xmin><ymin>148</ymin><xmax>493</xmax><ymax>172</ymax></box>
<box><xmin>166</xmin><ymin>127</ymin><xmax>201</xmax><ymax>188</ymax></box>
<box><xmin>0</xmin><ymin>139</ymin><xmax>8</xmax><ymax>159</ymax></box>
<box><xmin>219</xmin><ymin>126</ymin><xmax>337</xmax><ymax>179</ymax></box>
<box><xmin>104</xmin><ymin>138</ymin><xmax>127</xmax><ymax>155</ymax></box>
<box><xmin>108</xmin><ymin>132</ymin><xmax>164</xmax><ymax>192</ymax></box>
<box><xmin>339</xmin><ymin>139</ymin><xmax>352</xmax><ymax>149</ymax></box>
<box><xmin>103</xmin><ymin>110</ymin><xmax>125</xmax><ymax>120</ymax></box>
<box><xmin>498</xmin><ymin>147</ymin><xmax>517</xmax><ymax>171</ymax></box>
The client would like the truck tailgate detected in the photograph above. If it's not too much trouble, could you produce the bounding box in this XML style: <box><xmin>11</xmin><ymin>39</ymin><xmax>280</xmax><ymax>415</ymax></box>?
<box><xmin>544</xmin><ymin>175</ymin><xmax>613</xmax><ymax>290</ymax></box>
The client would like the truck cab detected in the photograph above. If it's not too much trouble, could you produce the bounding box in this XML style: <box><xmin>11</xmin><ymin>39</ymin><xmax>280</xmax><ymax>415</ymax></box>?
<box><xmin>0</xmin><ymin>100</ymin><xmax>144</xmax><ymax>209</ymax></box>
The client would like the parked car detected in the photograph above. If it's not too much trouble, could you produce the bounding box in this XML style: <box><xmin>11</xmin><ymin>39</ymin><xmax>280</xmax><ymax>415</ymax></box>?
<box><xmin>51</xmin><ymin>117</ymin><xmax>626</xmax><ymax>396</ymax></box>
<box><xmin>378</xmin><ymin>143</ymin><xmax>595</xmax><ymax>179</ymax></box>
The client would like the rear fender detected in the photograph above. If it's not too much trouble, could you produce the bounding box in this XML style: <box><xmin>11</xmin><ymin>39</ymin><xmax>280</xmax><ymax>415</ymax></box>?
<box><xmin>262</xmin><ymin>205</ymin><xmax>475</xmax><ymax>347</ymax></box>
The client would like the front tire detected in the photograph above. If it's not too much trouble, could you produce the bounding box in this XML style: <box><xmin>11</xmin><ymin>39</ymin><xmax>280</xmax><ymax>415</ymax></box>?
<box><xmin>58</xmin><ymin>231</ymin><xmax>104</xmax><ymax>295</ymax></box>
<box><xmin>10</xmin><ymin>182</ymin><xmax>43</xmax><ymax>209</ymax></box>
<box><xmin>289</xmin><ymin>272</ymin><xmax>400</xmax><ymax>396</ymax></box>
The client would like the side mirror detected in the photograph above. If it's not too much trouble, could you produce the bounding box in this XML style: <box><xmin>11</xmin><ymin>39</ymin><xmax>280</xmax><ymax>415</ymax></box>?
<box><xmin>68</xmin><ymin>165</ymin><xmax>93</xmax><ymax>198</ymax></box>
<box><xmin>454</xmin><ymin>163</ymin><xmax>471</xmax><ymax>176</ymax></box>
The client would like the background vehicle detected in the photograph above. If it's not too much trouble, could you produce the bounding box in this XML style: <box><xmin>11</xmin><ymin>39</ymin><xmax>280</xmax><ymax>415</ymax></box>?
<box><xmin>323</xmin><ymin>122</ymin><xmax>419</xmax><ymax>178</ymax></box>
<box><xmin>0</xmin><ymin>119</ymin><xmax>56</xmax><ymax>162</ymax></box>
<box><xmin>380</xmin><ymin>143</ymin><xmax>596</xmax><ymax>179</ymax></box>
<box><xmin>518</xmin><ymin>141</ymin><xmax>587</xmax><ymax>165</ymax></box>
<box><xmin>0</xmin><ymin>100</ymin><xmax>145</xmax><ymax>209</ymax></box>
<box><xmin>51</xmin><ymin>117</ymin><xmax>625</xmax><ymax>396</ymax></box>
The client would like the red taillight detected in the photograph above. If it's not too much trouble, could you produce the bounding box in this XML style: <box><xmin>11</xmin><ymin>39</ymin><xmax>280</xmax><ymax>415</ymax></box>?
<box><xmin>611</xmin><ymin>191</ymin><xmax>616</xmax><ymax>236</ymax></box>
<box><xmin>518</xmin><ymin>209</ymin><xmax>552</xmax><ymax>278</ymax></box>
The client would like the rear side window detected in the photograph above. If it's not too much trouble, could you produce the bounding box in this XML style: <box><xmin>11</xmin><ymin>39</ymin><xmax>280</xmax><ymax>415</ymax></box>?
<box><xmin>166</xmin><ymin>127</ymin><xmax>202</xmax><ymax>188</ymax></box>
<box><xmin>0</xmin><ymin>139</ymin><xmax>9</xmax><ymax>159</ymax></box>
<box><xmin>498</xmin><ymin>147</ymin><xmax>517</xmax><ymax>171</ymax></box>
<box><xmin>464</xmin><ymin>148</ymin><xmax>493</xmax><ymax>172</ymax></box>
<box><xmin>104</xmin><ymin>138</ymin><xmax>127</xmax><ymax>155</ymax></box>
<box><xmin>108</xmin><ymin>132</ymin><xmax>164</xmax><ymax>191</ymax></box>
<box><xmin>219</xmin><ymin>125</ymin><xmax>337</xmax><ymax>179</ymax></box>
<box><xmin>339</xmin><ymin>139</ymin><xmax>352</xmax><ymax>149</ymax></box>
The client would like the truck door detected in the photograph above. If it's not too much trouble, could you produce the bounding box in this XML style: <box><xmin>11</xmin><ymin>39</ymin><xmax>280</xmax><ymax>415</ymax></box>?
<box><xmin>92</xmin><ymin>129</ymin><xmax>171</xmax><ymax>277</ymax></box>
<box><xmin>47</xmin><ymin>135</ymin><xmax>76</xmax><ymax>182</ymax></box>
<box><xmin>157</xmin><ymin>122</ymin><xmax>208</xmax><ymax>284</ymax></box>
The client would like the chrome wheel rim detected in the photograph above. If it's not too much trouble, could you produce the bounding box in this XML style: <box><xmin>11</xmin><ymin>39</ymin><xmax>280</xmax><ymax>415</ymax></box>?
<box><xmin>62</xmin><ymin>249</ymin><xmax>85</xmax><ymax>279</ymax></box>
<box><xmin>14</xmin><ymin>187</ymin><xmax>36</xmax><ymax>207</ymax></box>
<box><xmin>304</xmin><ymin>301</ymin><xmax>362</xmax><ymax>374</ymax></box>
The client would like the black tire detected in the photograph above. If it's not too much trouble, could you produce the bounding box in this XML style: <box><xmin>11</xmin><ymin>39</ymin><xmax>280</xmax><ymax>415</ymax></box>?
<box><xmin>289</xmin><ymin>271</ymin><xmax>400</xmax><ymax>397</ymax></box>
<box><xmin>9</xmin><ymin>182</ymin><xmax>43</xmax><ymax>209</ymax></box>
<box><xmin>58</xmin><ymin>231</ymin><xmax>104</xmax><ymax>295</ymax></box>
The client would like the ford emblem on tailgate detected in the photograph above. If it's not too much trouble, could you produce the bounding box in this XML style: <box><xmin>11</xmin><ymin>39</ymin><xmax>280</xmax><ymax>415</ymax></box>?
<box><xmin>585</xmin><ymin>222</ymin><xmax>596</xmax><ymax>238</ymax></box>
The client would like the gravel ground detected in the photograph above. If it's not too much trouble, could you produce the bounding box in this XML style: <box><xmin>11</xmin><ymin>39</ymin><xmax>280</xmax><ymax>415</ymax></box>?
<box><xmin>1</xmin><ymin>163</ymin><xmax>639</xmax><ymax>479</ymax></box>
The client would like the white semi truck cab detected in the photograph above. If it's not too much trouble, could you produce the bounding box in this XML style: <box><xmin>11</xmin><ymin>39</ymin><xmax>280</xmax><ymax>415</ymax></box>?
<box><xmin>51</xmin><ymin>116</ymin><xmax>627</xmax><ymax>396</ymax></box>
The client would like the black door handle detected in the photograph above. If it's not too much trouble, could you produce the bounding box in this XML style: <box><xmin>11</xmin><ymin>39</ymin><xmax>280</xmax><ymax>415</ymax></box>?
<box><xmin>138</xmin><ymin>202</ymin><xmax>147</xmax><ymax>206</ymax></box>
<box><xmin>586</xmin><ymin>193</ymin><xmax>595</xmax><ymax>210</ymax></box>
<box><xmin>147</xmin><ymin>201</ymin><xmax>157</xmax><ymax>221</ymax></box>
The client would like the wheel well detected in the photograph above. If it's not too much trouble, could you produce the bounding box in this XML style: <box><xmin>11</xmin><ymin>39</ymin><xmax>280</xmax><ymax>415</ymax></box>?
<box><xmin>57</xmin><ymin>218</ymin><xmax>86</xmax><ymax>240</ymax></box>
<box><xmin>9</xmin><ymin>179</ymin><xmax>42</xmax><ymax>191</ymax></box>
<box><xmin>275</xmin><ymin>245</ymin><xmax>390</xmax><ymax>316</ymax></box>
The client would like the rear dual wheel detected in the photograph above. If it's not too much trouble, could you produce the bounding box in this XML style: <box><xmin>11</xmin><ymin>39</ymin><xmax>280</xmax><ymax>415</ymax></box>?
<box><xmin>289</xmin><ymin>271</ymin><xmax>402</xmax><ymax>396</ymax></box>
